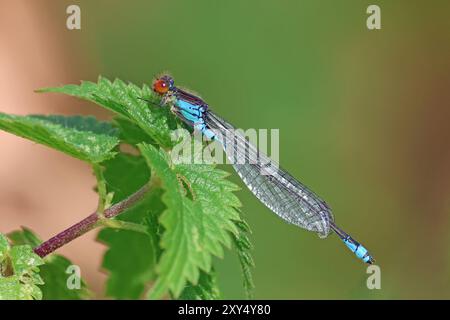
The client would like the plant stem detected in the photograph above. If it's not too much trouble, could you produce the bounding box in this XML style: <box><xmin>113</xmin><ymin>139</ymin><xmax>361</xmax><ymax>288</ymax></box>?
<box><xmin>93</xmin><ymin>164</ymin><xmax>107</xmax><ymax>214</ymax></box>
<box><xmin>33</xmin><ymin>184</ymin><xmax>151</xmax><ymax>258</ymax></box>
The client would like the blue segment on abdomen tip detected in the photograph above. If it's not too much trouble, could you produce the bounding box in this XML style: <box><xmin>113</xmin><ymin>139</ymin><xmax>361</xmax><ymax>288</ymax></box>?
<box><xmin>344</xmin><ymin>239</ymin><xmax>358</xmax><ymax>252</ymax></box>
<box><xmin>342</xmin><ymin>237</ymin><xmax>372</xmax><ymax>263</ymax></box>
<box><xmin>355</xmin><ymin>245</ymin><xmax>368</xmax><ymax>259</ymax></box>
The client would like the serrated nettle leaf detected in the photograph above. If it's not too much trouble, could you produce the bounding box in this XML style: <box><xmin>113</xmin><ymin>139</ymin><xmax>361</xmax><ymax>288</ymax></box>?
<box><xmin>150</xmin><ymin>199</ymin><xmax>208</xmax><ymax>298</ymax></box>
<box><xmin>38</xmin><ymin>77</ymin><xmax>177</xmax><ymax>148</ymax></box>
<box><xmin>179</xmin><ymin>270</ymin><xmax>221</xmax><ymax>300</ymax></box>
<box><xmin>113</xmin><ymin>116</ymin><xmax>155</xmax><ymax>145</ymax></box>
<box><xmin>9</xmin><ymin>245</ymin><xmax>44</xmax><ymax>275</ymax></box>
<box><xmin>0</xmin><ymin>276</ymin><xmax>31</xmax><ymax>300</ymax></box>
<box><xmin>7</xmin><ymin>227</ymin><xmax>42</xmax><ymax>248</ymax></box>
<box><xmin>29</xmin><ymin>272</ymin><xmax>45</xmax><ymax>286</ymax></box>
<box><xmin>98</xmin><ymin>153</ymin><xmax>163</xmax><ymax>299</ymax></box>
<box><xmin>30</xmin><ymin>115</ymin><xmax>118</xmax><ymax>137</ymax></box>
<box><xmin>139</xmin><ymin>143</ymin><xmax>206</xmax><ymax>298</ymax></box>
<box><xmin>98</xmin><ymin>210</ymin><xmax>162</xmax><ymax>300</ymax></box>
<box><xmin>176</xmin><ymin>164</ymin><xmax>242</xmax><ymax>251</ymax></box>
<box><xmin>0</xmin><ymin>113</ymin><xmax>119</xmax><ymax>163</ymax></box>
<box><xmin>98</xmin><ymin>224</ymin><xmax>159</xmax><ymax>299</ymax></box>
<box><xmin>0</xmin><ymin>234</ymin><xmax>10</xmax><ymax>262</ymax></box>
<box><xmin>233</xmin><ymin>229</ymin><xmax>255</xmax><ymax>299</ymax></box>
<box><xmin>230</xmin><ymin>217</ymin><xmax>254</xmax><ymax>298</ymax></box>
<box><xmin>7</xmin><ymin>229</ymin><xmax>89</xmax><ymax>300</ymax></box>
<box><xmin>0</xmin><ymin>233</ymin><xmax>44</xmax><ymax>300</ymax></box>
<box><xmin>138</xmin><ymin>143</ymin><xmax>245</xmax><ymax>299</ymax></box>
<box><xmin>98</xmin><ymin>192</ymin><xmax>162</xmax><ymax>300</ymax></box>
<box><xmin>0</xmin><ymin>277</ymin><xmax>43</xmax><ymax>300</ymax></box>
<box><xmin>234</xmin><ymin>219</ymin><xmax>252</xmax><ymax>234</ymax></box>
<box><xmin>174</xmin><ymin>139</ymin><xmax>254</xmax><ymax>297</ymax></box>
<box><xmin>39</xmin><ymin>255</ymin><xmax>90</xmax><ymax>300</ymax></box>
<box><xmin>102</xmin><ymin>153</ymin><xmax>150</xmax><ymax>203</ymax></box>
<box><xmin>174</xmin><ymin>144</ymin><xmax>254</xmax><ymax>297</ymax></box>
<box><xmin>28</xmin><ymin>283</ymin><xmax>43</xmax><ymax>300</ymax></box>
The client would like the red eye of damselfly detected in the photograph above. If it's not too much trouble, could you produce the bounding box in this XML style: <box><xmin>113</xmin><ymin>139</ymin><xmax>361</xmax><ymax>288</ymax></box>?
<box><xmin>153</xmin><ymin>79</ymin><xmax>169</xmax><ymax>95</ymax></box>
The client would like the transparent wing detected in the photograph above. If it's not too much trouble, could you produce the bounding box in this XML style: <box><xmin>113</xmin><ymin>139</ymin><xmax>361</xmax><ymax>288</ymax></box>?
<box><xmin>205</xmin><ymin>111</ymin><xmax>334</xmax><ymax>237</ymax></box>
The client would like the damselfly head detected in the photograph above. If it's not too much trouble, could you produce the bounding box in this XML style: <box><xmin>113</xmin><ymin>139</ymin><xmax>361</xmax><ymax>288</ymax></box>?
<box><xmin>153</xmin><ymin>75</ymin><xmax>174</xmax><ymax>95</ymax></box>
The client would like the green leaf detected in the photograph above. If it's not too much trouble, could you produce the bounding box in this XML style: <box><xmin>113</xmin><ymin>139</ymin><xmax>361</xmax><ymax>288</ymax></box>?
<box><xmin>179</xmin><ymin>270</ymin><xmax>221</xmax><ymax>300</ymax></box>
<box><xmin>0</xmin><ymin>234</ymin><xmax>9</xmax><ymax>263</ymax></box>
<box><xmin>8</xmin><ymin>227</ymin><xmax>42</xmax><ymax>248</ymax></box>
<box><xmin>139</xmin><ymin>143</ymin><xmax>202</xmax><ymax>298</ymax></box>
<box><xmin>0</xmin><ymin>114</ymin><xmax>119</xmax><ymax>163</ymax></box>
<box><xmin>97</xmin><ymin>153</ymin><xmax>163</xmax><ymax>299</ymax></box>
<box><xmin>31</xmin><ymin>115</ymin><xmax>118</xmax><ymax>136</ymax></box>
<box><xmin>139</xmin><ymin>143</ymin><xmax>243</xmax><ymax>299</ymax></box>
<box><xmin>9</xmin><ymin>246</ymin><xmax>44</xmax><ymax>275</ymax></box>
<box><xmin>102</xmin><ymin>153</ymin><xmax>150</xmax><ymax>203</ymax></box>
<box><xmin>39</xmin><ymin>255</ymin><xmax>90</xmax><ymax>300</ymax></box>
<box><xmin>176</xmin><ymin>162</ymin><xmax>242</xmax><ymax>254</ymax></box>
<box><xmin>232</xmin><ymin>220</ymin><xmax>255</xmax><ymax>298</ymax></box>
<box><xmin>0</xmin><ymin>233</ymin><xmax>44</xmax><ymax>300</ymax></box>
<box><xmin>98</xmin><ymin>224</ymin><xmax>158</xmax><ymax>299</ymax></box>
<box><xmin>98</xmin><ymin>192</ymin><xmax>163</xmax><ymax>300</ymax></box>
<box><xmin>172</xmin><ymin>143</ymin><xmax>253</xmax><ymax>297</ymax></box>
<box><xmin>38</xmin><ymin>77</ymin><xmax>177</xmax><ymax>148</ymax></box>
<box><xmin>0</xmin><ymin>276</ymin><xmax>42</xmax><ymax>300</ymax></box>
<box><xmin>113</xmin><ymin>116</ymin><xmax>155</xmax><ymax>145</ymax></box>
<box><xmin>7</xmin><ymin>228</ymin><xmax>90</xmax><ymax>300</ymax></box>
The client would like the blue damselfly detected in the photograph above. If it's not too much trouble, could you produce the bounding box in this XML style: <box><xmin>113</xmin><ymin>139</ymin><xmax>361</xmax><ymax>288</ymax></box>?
<box><xmin>146</xmin><ymin>75</ymin><xmax>375</xmax><ymax>264</ymax></box>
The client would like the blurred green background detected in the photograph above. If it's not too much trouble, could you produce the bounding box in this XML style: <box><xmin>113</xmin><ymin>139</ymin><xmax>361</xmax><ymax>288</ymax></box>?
<box><xmin>4</xmin><ymin>0</ymin><xmax>450</xmax><ymax>299</ymax></box>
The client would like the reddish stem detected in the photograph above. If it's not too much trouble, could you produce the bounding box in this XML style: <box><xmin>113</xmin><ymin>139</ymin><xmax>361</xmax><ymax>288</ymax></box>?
<box><xmin>33</xmin><ymin>184</ymin><xmax>150</xmax><ymax>258</ymax></box>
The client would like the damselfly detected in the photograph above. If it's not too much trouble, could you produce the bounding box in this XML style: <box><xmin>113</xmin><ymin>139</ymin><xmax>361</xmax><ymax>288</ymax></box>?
<box><xmin>144</xmin><ymin>75</ymin><xmax>375</xmax><ymax>264</ymax></box>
